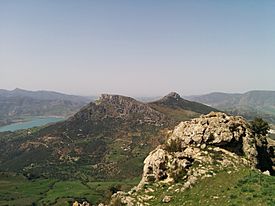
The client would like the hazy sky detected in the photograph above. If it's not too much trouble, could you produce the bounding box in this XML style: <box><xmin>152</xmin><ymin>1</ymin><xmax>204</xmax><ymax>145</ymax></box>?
<box><xmin>0</xmin><ymin>1</ymin><xmax>274</xmax><ymax>96</ymax></box>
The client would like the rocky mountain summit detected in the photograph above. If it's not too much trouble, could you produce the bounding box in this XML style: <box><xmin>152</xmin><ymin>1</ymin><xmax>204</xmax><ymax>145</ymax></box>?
<box><xmin>71</xmin><ymin>94</ymin><xmax>167</xmax><ymax>126</ymax></box>
<box><xmin>109</xmin><ymin>112</ymin><xmax>274</xmax><ymax>205</ymax></box>
<box><xmin>159</xmin><ymin>92</ymin><xmax>182</xmax><ymax>102</ymax></box>
<box><xmin>148</xmin><ymin>92</ymin><xmax>219</xmax><ymax>124</ymax></box>
<box><xmin>51</xmin><ymin>92</ymin><xmax>217</xmax><ymax>138</ymax></box>
<box><xmin>151</xmin><ymin>92</ymin><xmax>219</xmax><ymax>115</ymax></box>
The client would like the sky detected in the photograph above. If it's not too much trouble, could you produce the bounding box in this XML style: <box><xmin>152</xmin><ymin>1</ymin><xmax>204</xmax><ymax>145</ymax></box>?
<box><xmin>0</xmin><ymin>0</ymin><xmax>275</xmax><ymax>97</ymax></box>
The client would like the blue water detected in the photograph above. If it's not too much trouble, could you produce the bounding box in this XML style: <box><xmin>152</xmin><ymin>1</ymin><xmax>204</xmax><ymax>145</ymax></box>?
<box><xmin>0</xmin><ymin>117</ymin><xmax>65</xmax><ymax>132</ymax></box>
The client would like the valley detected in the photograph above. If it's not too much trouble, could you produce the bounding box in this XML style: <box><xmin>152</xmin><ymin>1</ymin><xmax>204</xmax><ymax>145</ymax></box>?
<box><xmin>0</xmin><ymin>88</ymin><xmax>91</xmax><ymax>127</ymax></box>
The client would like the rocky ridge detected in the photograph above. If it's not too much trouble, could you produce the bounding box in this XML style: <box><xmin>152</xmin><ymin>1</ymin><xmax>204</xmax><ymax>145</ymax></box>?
<box><xmin>151</xmin><ymin>92</ymin><xmax>219</xmax><ymax>115</ymax></box>
<box><xmin>108</xmin><ymin>112</ymin><xmax>274</xmax><ymax>205</ymax></box>
<box><xmin>71</xmin><ymin>94</ymin><xmax>167</xmax><ymax>127</ymax></box>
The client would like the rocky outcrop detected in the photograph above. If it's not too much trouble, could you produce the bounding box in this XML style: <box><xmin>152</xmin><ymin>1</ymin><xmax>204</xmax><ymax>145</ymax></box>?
<box><xmin>71</xmin><ymin>94</ymin><xmax>167</xmax><ymax>126</ymax></box>
<box><xmin>138</xmin><ymin>112</ymin><xmax>273</xmax><ymax>187</ymax></box>
<box><xmin>166</xmin><ymin>112</ymin><xmax>258</xmax><ymax>165</ymax></box>
<box><xmin>150</xmin><ymin>92</ymin><xmax>219</xmax><ymax>114</ymax></box>
<box><xmin>160</xmin><ymin>92</ymin><xmax>182</xmax><ymax>102</ymax></box>
<box><xmin>108</xmin><ymin>112</ymin><xmax>274</xmax><ymax>205</ymax></box>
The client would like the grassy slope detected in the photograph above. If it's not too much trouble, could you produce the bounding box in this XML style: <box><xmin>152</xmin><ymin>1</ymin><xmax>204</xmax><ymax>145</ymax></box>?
<box><xmin>0</xmin><ymin>173</ymin><xmax>139</xmax><ymax>206</ymax></box>
<box><xmin>0</xmin><ymin>123</ymin><xmax>159</xmax><ymax>180</ymax></box>
<box><xmin>142</xmin><ymin>168</ymin><xmax>275</xmax><ymax>206</ymax></box>
<box><xmin>149</xmin><ymin>104</ymin><xmax>200</xmax><ymax>123</ymax></box>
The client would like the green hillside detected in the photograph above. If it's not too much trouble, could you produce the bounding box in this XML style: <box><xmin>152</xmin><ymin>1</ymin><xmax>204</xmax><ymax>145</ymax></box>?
<box><xmin>187</xmin><ymin>90</ymin><xmax>275</xmax><ymax>124</ymax></box>
<box><xmin>0</xmin><ymin>93</ymin><xmax>217</xmax><ymax>181</ymax></box>
<box><xmin>135</xmin><ymin>168</ymin><xmax>275</xmax><ymax>206</ymax></box>
<box><xmin>0</xmin><ymin>93</ymin><xmax>219</xmax><ymax>205</ymax></box>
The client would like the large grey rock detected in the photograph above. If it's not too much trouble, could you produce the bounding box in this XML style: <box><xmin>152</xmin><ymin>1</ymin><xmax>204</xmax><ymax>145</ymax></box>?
<box><xmin>138</xmin><ymin>112</ymin><xmax>273</xmax><ymax>188</ymax></box>
<box><xmin>167</xmin><ymin>112</ymin><xmax>258</xmax><ymax>165</ymax></box>
<box><xmin>109</xmin><ymin>112</ymin><xmax>274</xmax><ymax>205</ymax></box>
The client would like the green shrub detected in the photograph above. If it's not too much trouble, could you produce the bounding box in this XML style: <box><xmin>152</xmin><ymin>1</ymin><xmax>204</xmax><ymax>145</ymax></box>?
<box><xmin>165</xmin><ymin>139</ymin><xmax>182</xmax><ymax>152</ymax></box>
<box><xmin>250</xmin><ymin>117</ymin><xmax>270</xmax><ymax>136</ymax></box>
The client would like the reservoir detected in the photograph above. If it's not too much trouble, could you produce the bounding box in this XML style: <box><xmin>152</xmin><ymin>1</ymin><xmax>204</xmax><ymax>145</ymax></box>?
<box><xmin>0</xmin><ymin>117</ymin><xmax>65</xmax><ymax>132</ymax></box>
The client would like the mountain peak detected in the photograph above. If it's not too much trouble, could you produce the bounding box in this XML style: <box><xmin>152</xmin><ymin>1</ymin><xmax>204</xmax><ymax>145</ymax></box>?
<box><xmin>150</xmin><ymin>92</ymin><xmax>219</xmax><ymax>115</ymax></box>
<box><xmin>71</xmin><ymin>93</ymin><xmax>167</xmax><ymax>127</ymax></box>
<box><xmin>163</xmin><ymin>92</ymin><xmax>181</xmax><ymax>100</ymax></box>
<box><xmin>100</xmin><ymin>93</ymin><xmax>135</xmax><ymax>102</ymax></box>
<box><xmin>12</xmin><ymin>88</ymin><xmax>26</xmax><ymax>92</ymax></box>
<box><xmin>98</xmin><ymin>94</ymin><xmax>142</xmax><ymax>107</ymax></box>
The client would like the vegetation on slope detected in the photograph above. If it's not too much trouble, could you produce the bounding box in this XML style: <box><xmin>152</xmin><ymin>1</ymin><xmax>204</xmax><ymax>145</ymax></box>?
<box><xmin>140</xmin><ymin>168</ymin><xmax>275</xmax><ymax>206</ymax></box>
<box><xmin>0</xmin><ymin>93</ymin><xmax>216</xmax><ymax>181</ymax></box>
<box><xmin>0</xmin><ymin>172</ymin><xmax>139</xmax><ymax>206</ymax></box>
<box><xmin>109</xmin><ymin>112</ymin><xmax>275</xmax><ymax>206</ymax></box>
<box><xmin>186</xmin><ymin>90</ymin><xmax>275</xmax><ymax>124</ymax></box>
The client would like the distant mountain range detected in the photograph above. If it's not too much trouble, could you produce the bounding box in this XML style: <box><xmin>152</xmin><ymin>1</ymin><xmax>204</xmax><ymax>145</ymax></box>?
<box><xmin>0</xmin><ymin>92</ymin><xmax>217</xmax><ymax>180</ymax></box>
<box><xmin>186</xmin><ymin>90</ymin><xmax>275</xmax><ymax>124</ymax></box>
<box><xmin>0</xmin><ymin>88</ymin><xmax>92</xmax><ymax>126</ymax></box>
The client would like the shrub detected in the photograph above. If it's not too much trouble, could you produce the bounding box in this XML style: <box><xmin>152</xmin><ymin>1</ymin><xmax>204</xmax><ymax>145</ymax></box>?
<box><xmin>250</xmin><ymin>117</ymin><xmax>270</xmax><ymax>136</ymax></box>
<box><xmin>165</xmin><ymin>139</ymin><xmax>182</xmax><ymax>152</ymax></box>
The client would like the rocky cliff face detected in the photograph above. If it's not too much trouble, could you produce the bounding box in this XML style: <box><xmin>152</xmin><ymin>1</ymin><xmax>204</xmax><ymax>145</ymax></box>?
<box><xmin>139</xmin><ymin>112</ymin><xmax>262</xmax><ymax>186</ymax></box>
<box><xmin>70</xmin><ymin>94</ymin><xmax>167</xmax><ymax>127</ymax></box>
<box><xmin>109</xmin><ymin>112</ymin><xmax>274</xmax><ymax>206</ymax></box>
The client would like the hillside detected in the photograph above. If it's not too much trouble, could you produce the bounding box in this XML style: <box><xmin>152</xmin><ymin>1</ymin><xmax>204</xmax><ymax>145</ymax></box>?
<box><xmin>109</xmin><ymin>112</ymin><xmax>275</xmax><ymax>206</ymax></box>
<box><xmin>0</xmin><ymin>93</ymin><xmax>217</xmax><ymax>181</ymax></box>
<box><xmin>186</xmin><ymin>90</ymin><xmax>275</xmax><ymax>123</ymax></box>
<box><xmin>149</xmin><ymin>92</ymin><xmax>219</xmax><ymax>122</ymax></box>
<box><xmin>0</xmin><ymin>92</ymin><xmax>220</xmax><ymax>205</ymax></box>
<box><xmin>0</xmin><ymin>88</ymin><xmax>91</xmax><ymax>126</ymax></box>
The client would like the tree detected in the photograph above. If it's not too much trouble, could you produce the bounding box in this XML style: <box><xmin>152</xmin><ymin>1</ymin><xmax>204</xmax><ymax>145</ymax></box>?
<box><xmin>250</xmin><ymin>117</ymin><xmax>270</xmax><ymax>136</ymax></box>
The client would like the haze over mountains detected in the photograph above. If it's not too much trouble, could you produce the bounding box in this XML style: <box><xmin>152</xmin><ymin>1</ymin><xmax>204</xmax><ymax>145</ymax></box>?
<box><xmin>0</xmin><ymin>88</ymin><xmax>92</xmax><ymax>126</ymax></box>
<box><xmin>2</xmin><ymin>88</ymin><xmax>275</xmax><ymax>129</ymax></box>
<box><xmin>186</xmin><ymin>90</ymin><xmax>275</xmax><ymax>124</ymax></box>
